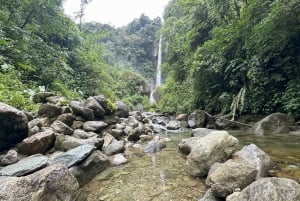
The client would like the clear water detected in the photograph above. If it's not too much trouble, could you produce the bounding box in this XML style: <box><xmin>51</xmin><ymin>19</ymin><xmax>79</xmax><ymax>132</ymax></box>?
<box><xmin>77</xmin><ymin>130</ymin><xmax>300</xmax><ymax>201</ymax></box>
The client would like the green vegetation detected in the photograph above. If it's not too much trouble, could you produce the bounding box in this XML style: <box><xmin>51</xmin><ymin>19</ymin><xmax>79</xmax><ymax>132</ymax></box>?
<box><xmin>1</xmin><ymin>0</ymin><xmax>299</xmax><ymax>119</ymax></box>
<box><xmin>0</xmin><ymin>0</ymin><xmax>159</xmax><ymax>111</ymax></box>
<box><xmin>159</xmin><ymin>0</ymin><xmax>300</xmax><ymax>118</ymax></box>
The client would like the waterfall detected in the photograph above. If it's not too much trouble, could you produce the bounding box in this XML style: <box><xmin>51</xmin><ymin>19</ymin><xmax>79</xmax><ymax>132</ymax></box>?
<box><xmin>156</xmin><ymin>34</ymin><xmax>162</xmax><ymax>88</ymax></box>
<box><xmin>150</xmin><ymin>34</ymin><xmax>163</xmax><ymax>104</ymax></box>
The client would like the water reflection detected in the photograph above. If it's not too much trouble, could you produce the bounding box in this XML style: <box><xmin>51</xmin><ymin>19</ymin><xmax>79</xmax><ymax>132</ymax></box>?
<box><xmin>76</xmin><ymin>130</ymin><xmax>206</xmax><ymax>201</ymax></box>
<box><xmin>77</xmin><ymin>130</ymin><xmax>300</xmax><ymax>201</ymax></box>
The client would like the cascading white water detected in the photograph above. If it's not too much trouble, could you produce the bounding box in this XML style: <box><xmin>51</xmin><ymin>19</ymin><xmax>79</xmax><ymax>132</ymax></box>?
<box><xmin>156</xmin><ymin>34</ymin><xmax>162</xmax><ymax>88</ymax></box>
<box><xmin>150</xmin><ymin>34</ymin><xmax>163</xmax><ymax>104</ymax></box>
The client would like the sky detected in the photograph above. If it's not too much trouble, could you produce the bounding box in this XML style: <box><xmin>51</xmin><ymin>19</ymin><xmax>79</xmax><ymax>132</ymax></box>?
<box><xmin>63</xmin><ymin>0</ymin><xmax>170</xmax><ymax>27</ymax></box>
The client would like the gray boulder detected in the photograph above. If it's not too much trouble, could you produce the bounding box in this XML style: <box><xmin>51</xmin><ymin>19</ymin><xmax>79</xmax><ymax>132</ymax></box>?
<box><xmin>0</xmin><ymin>150</ymin><xmax>18</xmax><ymax>165</ymax></box>
<box><xmin>69</xmin><ymin>150</ymin><xmax>109</xmax><ymax>187</ymax></box>
<box><xmin>199</xmin><ymin>189</ymin><xmax>222</xmax><ymax>201</ymax></box>
<box><xmin>167</xmin><ymin>120</ymin><xmax>181</xmax><ymax>130</ymax></box>
<box><xmin>0</xmin><ymin>164</ymin><xmax>79</xmax><ymax>201</ymax></box>
<box><xmin>0</xmin><ymin>154</ymin><xmax>48</xmax><ymax>176</ymax></box>
<box><xmin>233</xmin><ymin>143</ymin><xmax>271</xmax><ymax>178</ymax></box>
<box><xmin>38</xmin><ymin>103</ymin><xmax>62</xmax><ymax>118</ymax></box>
<box><xmin>50</xmin><ymin>144</ymin><xmax>95</xmax><ymax>168</ymax></box>
<box><xmin>0</xmin><ymin>102</ymin><xmax>28</xmax><ymax>150</ymax></box>
<box><xmin>109</xmin><ymin>153</ymin><xmax>128</xmax><ymax>166</ymax></box>
<box><xmin>186</xmin><ymin>131</ymin><xmax>239</xmax><ymax>177</ymax></box>
<box><xmin>83</xmin><ymin>121</ymin><xmax>108</xmax><ymax>132</ymax></box>
<box><xmin>188</xmin><ymin>110</ymin><xmax>206</xmax><ymax>128</ymax></box>
<box><xmin>17</xmin><ymin>130</ymin><xmax>56</xmax><ymax>155</ymax></box>
<box><xmin>102</xmin><ymin>134</ymin><xmax>125</xmax><ymax>156</ymax></box>
<box><xmin>51</xmin><ymin>120</ymin><xmax>73</xmax><ymax>135</ymax></box>
<box><xmin>178</xmin><ymin>136</ymin><xmax>201</xmax><ymax>155</ymax></box>
<box><xmin>226</xmin><ymin>177</ymin><xmax>300</xmax><ymax>201</ymax></box>
<box><xmin>73</xmin><ymin>129</ymin><xmax>97</xmax><ymax>139</ymax></box>
<box><xmin>82</xmin><ymin>96</ymin><xmax>106</xmax><ymax>118</ymax></box>
<box><xmin>32</xmin><ymin>92</ymin><xmax>56</xmax><ymax>103</ymax></box>
<box><xmin>251</xmin><ymin>113</ymin><xmax>295</xmax><ymax>135</ymax></box>
<box><xmin>206</xmin><ymin>159</ymin><xmax>257</xmax><ymax>198</ymax></box>
<box><xmin>54</xmin><ymin>135</ymin><xmax>102</xmax><ymax>151</ymax></box>
<box><xmin>70</xmin><ymin>100</ymin><xmax>95</xmax><ymax>121</ymax></box>
<box><xmin>57</xmin><ymin>113</ymin><xmax>75</xmax><ymax>127</ymax></box>
<box><xmin>93</xmin><ymin>94</ymin><xmax>109</xmax><ymax>113</ymax></box>
<box><xmin>115</xmin><ymin>101</ymin><xmax>129</xmax><ymax>118</ymax></box>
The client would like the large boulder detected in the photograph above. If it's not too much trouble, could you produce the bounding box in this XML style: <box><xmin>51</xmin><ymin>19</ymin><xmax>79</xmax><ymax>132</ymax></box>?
<box><xmin>93</xmin><ymin>94</ymin><xmax>110</xmax><ymax>113</ymax></box>
<box><xmin>251</xmin><ymin>113</ymin><xmax>295</xmax><ymax>135</ymax></box>
<box><xmin>167</xmin><ymin>120</ymin><xmax>181</xmax><ymax>130</ymax></box>
<box><xmin>233</xmin><ymin>143</ymin><xmax>271</xmax><ymax>178</ymax></box>
<box><xmin>206</xmin><ymin>159</ymin><xmax>257</xmax><ymax>198</ymax></box>
<box><xmin>178</xmin><ymin>136</ymin><xmax>202</xmax><ymax>155</ymax></box>
<box><xmin>0</xmin><ymin>164</ymin><xmax>79</xmax><ymax>201</ymax></box>
<box><xmin>32</xmin><ymin>92</ymin><xmax>56</xmax><ymax>103</ymax></box>
<box><xmin>0</xmin><ymin>154</ymin><xmax>48</xmax><ymax>176</ymax></box>
<box><xmin>51</xmin><ymin>120</ymin><xmax>73</xmax><ymax>135</ymax></box>
<box><xmin>186</xmin><ymin>131</ymin><xmax>239</xmax><ymax>177</ymax></box>
<box><xmin>69</xmin><ymin>150</ymin><xmax>109</xmax><ymax>187</ymax></box>
<box><xmin>0</xmin><ymin>102</ymin><xmax>28</xmax><ymax>150</ymax></box>
<box><xmin>102</xmin><ymin>134</ymin><xmax>125</xmax><ymax>156</ymax></box>
<box><xmin>226</xmin><ymin>177</ymin><xmax>300</xmax><ymax>201</ymax></box>
<box><xmin>199</xmin><ymin>189</ymin><xmax>222</xmax><ymax>201</ymax></box>
<box><xmin>54</xmin><ymin>135</ymin><xmax>103</xmax><ymax>151</ymax></box>
<box><xmin>115</xmin><ymin>101</ymin><xmax>129</xmax><ymax>118</ymax></box>
<box><xmin>0</xmin><ymin>150</ymin><xmax>18</xmax><ymax>165</ymax></box>
<box><xmin>82</xmin><ymin>96</ymin><xmax>106</xmax><ymax>118</ymax></box>
<box><xmin>70</xmin><ymin>100</ymin><xmax>95</xmax><ymax>121</ymax></box>
<box><xmin>82</xmin><ymin>121</ymin><xmax>108</xmax><ymax>132</ymax></box>
<box><xmin>17</xmin><ymin>130</ymin><xmax>56</xmax><ymax>155</ymax></box>
<box><xmin>38</xmin><ymin>103</ymin><xmax>62</xmax><ymax>118</ymax></box>
<box><xmin>50</xmin><ymin>144</ymin><xmax>95</xmax><ymax>168</ymax></box>
<box><xmin>188</xmin><ymin>110</ymin><xmax>206</xmax><ymax>128</ymax></box>
<box><xmin>57</xmin><ymin>113</ymin><xmax>75</xmax><ymax>127</ymax></box>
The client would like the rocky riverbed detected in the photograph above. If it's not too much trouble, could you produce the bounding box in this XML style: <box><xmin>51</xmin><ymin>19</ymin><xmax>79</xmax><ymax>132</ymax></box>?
<box><xmin>0</xmin><ymin>92</ymin><xmax>300</xmax><ymax>200</ymax></box>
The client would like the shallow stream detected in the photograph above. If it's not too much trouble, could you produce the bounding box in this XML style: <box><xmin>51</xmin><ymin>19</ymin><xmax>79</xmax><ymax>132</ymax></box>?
<box><xmin>77</xmin><ymin>130</ymin><xmax>300</xmax><ymax>201</ymax></box>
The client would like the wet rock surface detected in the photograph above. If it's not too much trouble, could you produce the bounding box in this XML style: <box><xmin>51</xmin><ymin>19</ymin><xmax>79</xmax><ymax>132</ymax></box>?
<box><xmin>186</xmin><ymin>131</ymin><xmax>239</xmax><ymax>177</ymax></box>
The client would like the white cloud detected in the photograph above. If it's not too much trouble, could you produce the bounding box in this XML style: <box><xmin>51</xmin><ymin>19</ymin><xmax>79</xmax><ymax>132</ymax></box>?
<box><xmin>63</xmin><ymin>0</ymin><xmax>170</xmax><ymax>27</ymax></box>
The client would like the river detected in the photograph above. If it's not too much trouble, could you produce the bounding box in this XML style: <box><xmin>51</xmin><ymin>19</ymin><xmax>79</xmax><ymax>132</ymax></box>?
<box><xmin>76</xmin><ymin>130</ymin><xmax>300</xmax><ymax>201</ymax></box>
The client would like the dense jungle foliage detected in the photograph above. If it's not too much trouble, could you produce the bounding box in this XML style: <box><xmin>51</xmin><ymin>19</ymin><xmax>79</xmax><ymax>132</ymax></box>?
<box><xmin>159</xmin><ymin>0</ymin><xmax>300</xmax><ymax>119</ymax></box>
<box><xmin>0</xmin><ymin>0</ymin><xmax>160</xmax><ymax>111</ymax></box>
<box><xmin>1</xmin><ymin>0</ymin><xmax>299</xmax><ymax>119</ymax></box>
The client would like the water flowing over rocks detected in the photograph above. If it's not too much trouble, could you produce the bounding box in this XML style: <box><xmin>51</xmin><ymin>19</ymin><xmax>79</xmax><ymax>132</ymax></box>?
<box><xmin>0</xmin><ymin>164</ymin><xmax>79</xmax><ymax>201</ymax></box>
<box><xmin>186</xmin><ymin>131</ymin><xmax>239</xmax><ymax>177</ymax></box>
<box><xmin>0</xmin><ymin>95</ymin><xmax>299</xmax><ymax>200</ymax></box>
<box><xmin>226</xmin><ymin>177</ymin><xmax>300</xmax><ymax>201</ymax></box>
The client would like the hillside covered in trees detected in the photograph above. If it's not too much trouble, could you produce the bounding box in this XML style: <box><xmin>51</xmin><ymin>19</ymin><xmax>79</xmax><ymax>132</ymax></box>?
<box><xmin>0</xmin><ymin>0</ymin><xmax>160</xmax><ymax>111</ymax></box>
<box><xmin>159</xmin><ymin>0</ymin><xmax>300</xmax><ymax>119</ymax></box>
<box><xmin>0</xmin><ymin>0</ymin><xmax>299</xmax><ymax>120</ymax></box>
